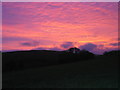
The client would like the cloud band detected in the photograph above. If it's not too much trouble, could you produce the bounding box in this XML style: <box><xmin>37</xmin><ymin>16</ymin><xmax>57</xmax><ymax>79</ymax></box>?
<box><xmin>1</xmin><ymin>0</ymin><xmax>119</xmax><ymax>2</ymax></box>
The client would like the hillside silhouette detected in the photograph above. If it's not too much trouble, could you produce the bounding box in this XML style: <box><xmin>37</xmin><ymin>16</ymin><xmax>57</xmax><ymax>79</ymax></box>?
<box><xmin>3</xmin><ymin>47</ymin><xmax>95</xmax><ymax>72</ymax></box>
<box><xmin>3</xmin><ymin>47</ymin><xmax>119</xmax><ymax>73</ymax></box>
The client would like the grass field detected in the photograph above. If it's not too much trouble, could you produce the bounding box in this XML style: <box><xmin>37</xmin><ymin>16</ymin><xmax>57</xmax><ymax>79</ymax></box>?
<box><xmin>2</xmin><ymin>55</ymin><xmax>118</xmax><ymax>88</ymax></box>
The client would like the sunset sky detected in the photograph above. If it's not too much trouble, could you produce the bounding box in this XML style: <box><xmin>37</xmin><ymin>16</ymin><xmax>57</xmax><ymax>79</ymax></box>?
<box><xmin>2</xmin><ymin>2</ymin><xmax>119</xmax><ymax>54</ymax></box>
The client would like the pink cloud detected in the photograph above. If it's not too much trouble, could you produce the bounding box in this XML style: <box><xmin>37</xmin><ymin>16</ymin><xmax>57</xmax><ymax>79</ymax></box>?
<box><xmin>2</xmin><ymin>2</ymin><xmax>118</xmax><ymax>54</ymax></box>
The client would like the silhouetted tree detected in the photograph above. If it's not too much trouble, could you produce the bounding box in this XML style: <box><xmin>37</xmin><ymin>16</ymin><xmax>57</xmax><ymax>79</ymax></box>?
<box><xmin>59</xmin><ymin>48</ymin><xmax>95</xmax><ymax>63</ymax></box>
<box><xmin>67</xmin><ymin>47</ymin><xmax>80</xmax><ymax>54</ymax></box>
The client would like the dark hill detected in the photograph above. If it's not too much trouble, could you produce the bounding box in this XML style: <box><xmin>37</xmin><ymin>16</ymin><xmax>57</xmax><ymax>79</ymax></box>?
<box><xmin>3</xmin><ymin>53</ymin><xmax>118</xmax><ymax>88</ymax></box>
<box><xmin>103</xmin><ymin>50</ymin><xmax>120</xmax><ymax>56</ymax></box>
<box><xmin>2</xmin><ymin>49</ymin><xmax>95</xmax><ymax>72</ymax></box>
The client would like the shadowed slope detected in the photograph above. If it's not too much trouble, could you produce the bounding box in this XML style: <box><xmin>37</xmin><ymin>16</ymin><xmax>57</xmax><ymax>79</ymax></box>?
<box><xmin>3</xmin><ymin>55</ymin><xmax>118</xmax><ymax>88</ymax></box>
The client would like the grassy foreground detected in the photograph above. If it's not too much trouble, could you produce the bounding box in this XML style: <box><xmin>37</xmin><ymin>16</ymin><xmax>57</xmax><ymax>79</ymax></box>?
<box><xmin>3</xmin><ymin>56</ymin><xmax>118</xmax><ymax>88</ymax></box>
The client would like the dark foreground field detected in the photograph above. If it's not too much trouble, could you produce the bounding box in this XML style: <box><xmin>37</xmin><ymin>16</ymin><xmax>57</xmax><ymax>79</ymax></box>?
<box><xmin>2</xmin><ymin>55</ymin><xmax>118</xmax><ymax>88</ymax></box>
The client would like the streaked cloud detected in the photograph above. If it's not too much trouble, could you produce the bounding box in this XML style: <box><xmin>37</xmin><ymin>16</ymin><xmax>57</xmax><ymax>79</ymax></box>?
<box><xmin>2</xmin><ymin>2</ymin><xmax>118</xmax><ymax>54</ymax></box>
<box><xmin>61</xmin><ymin>42</ymin><xmax>74</xmax><ymax>49</ymax></box>
<box><xmin>21</xmin><ymin>41</ymin><xmax>40</xmax><ymax>47</ymax></box>
<box><xmin>80</xmin><ymin>43</ymin><xmax>97</xmax><ymax>51</ymax></box>
<box><xmin>2</xmin><ymin>0</ymin><xmax>119</xmax><ymax>2</ymax></box>
<box><xmin>109</xmin><ymin>42</ymin><xmax>120</xmax><ymax>46</ymax></box>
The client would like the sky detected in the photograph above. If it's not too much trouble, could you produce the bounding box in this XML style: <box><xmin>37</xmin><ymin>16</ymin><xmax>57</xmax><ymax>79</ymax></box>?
<box><xmin>1</xmin><ymin>0</ymin><xmax>119</xmax><ymax>2</ymax></box>
<box><xmin>2</xmin><ymin>2</ymin><xmax>119</xmax><ymax>54</ymax></box>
